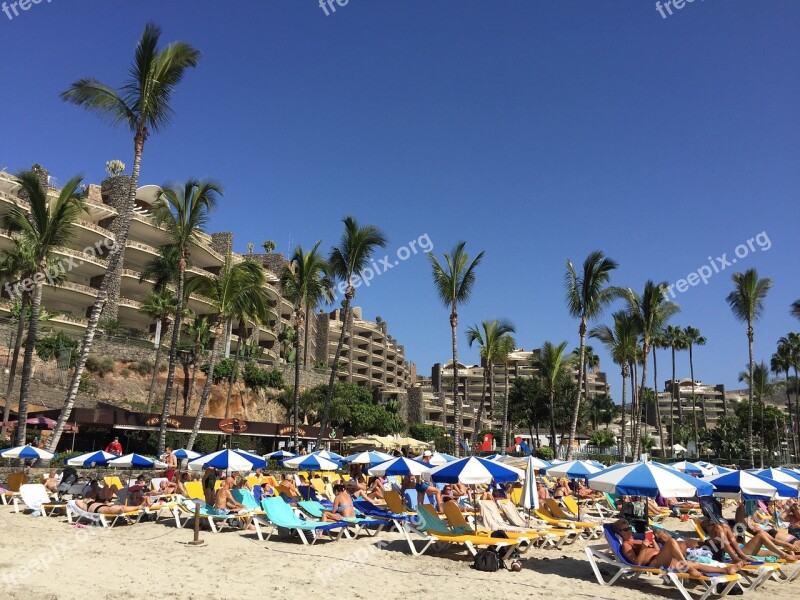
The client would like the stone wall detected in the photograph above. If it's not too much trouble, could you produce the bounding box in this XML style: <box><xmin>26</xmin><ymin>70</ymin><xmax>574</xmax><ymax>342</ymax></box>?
<box><xmin>407</xmin><ymin>387</ymin><xmax>422</xmax><ymax>423</ymax></box>
<box><xmin>211</xmin><ymin>232</ymin><xmax>233</xmax><ymax>258</ymax></box>
<box><xmin>99</xmin><ymin>175</ymin><xmax>134</xmax><ymax>320</ymax></box>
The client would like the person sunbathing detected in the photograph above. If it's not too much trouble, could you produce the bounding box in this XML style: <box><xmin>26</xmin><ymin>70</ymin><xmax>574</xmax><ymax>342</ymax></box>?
<box><xmin>367</xmin><ymin>476</ymin><xmax>385</xmax><ymax>500</ymax></box>
<box><xmin>75</xmin><ymin>498</ymin><xmax>136</xmax><ymax>515</ymax></box>
<box><xmin>322</xmin><ymin>484</ymin><xmax>356</xmax><ymax>521</ymax></box>
<box><xmin>735</xmin><ymin>500</ymin><xmax>800</xmax><ymax>553</ymax></box>
<box><xmin>652</xmin><ymin>527</ymin><xmax>744</xmax><ymax>573</ymax></box>
<box><xmin>43</xmin><ymin>471</ymin><xmax>59</xmax><ymax>494</ymax></box>
<box><xmin>213</xmin><ymin>478</ymin><xmax>245</xmax><ymax>513</ymax></box>
<box><xmin>613</xmin><ymin>519</ymin><xmax>739</xmax><ymax>575</ymax></box>
<box><xmin>553</xmin><ymin>478</ymin><xmax>572</xmax><ymax>499</ymax></box>
<box><xmin>704</xmin><ymin>518</ymin><xmax>798</xmax><ymax>563</ymax></box>
<box><xmin>88</xmin><ymin>480</ymin><xmax>118</xmax><ymax>502</ymax></box>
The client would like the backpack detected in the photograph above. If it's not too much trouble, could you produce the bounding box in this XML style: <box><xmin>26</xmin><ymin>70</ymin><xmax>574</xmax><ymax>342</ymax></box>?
<box><xmin>474</xmin><ymin>549</ymin><xmax>504</xmax><ymax>572</ymax></box>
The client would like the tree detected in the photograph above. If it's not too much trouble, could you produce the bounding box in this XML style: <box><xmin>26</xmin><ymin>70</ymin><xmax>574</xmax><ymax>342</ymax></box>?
<box><xmin>771</xmin><ymin>342</ymin><xmax>796</xmax><ymax>457</ymax></box>
<box><xmin>535</xmin><ymin>341</ymin><xmax>570</xmax><ymax>456</ymax></box>
<box><xmin>183</xmin><ymin>316</ymin><xmax>210</xmax><ymax>415</ymax></box>
<box><xmin>507</xmin><ymin>376</ymin><xmax>549</xmax><ymax>448</ymax></box>
<box><xmin>684</xmin><ymin>326</ymin><xmax>707</xmax><ymax>435</ymax></box>
<box><xmin>650</xmin><ymin>331</ymin><xmax>668</xmax><ymax>456</ymax></box>
<box><xmin>589</xmin><ymin>429</ymin><xmax>616</xmax><ymax>450</ymax></box>
<box><xmin>590</xmin><ymin>310</ymin><xmax>639</xmax><ymax>461</ymax></box>
<box><xmin>50</xmin><ymin>24</ymin><xmax>200</xmax><ymax>452</ymax></box>
<box><xmin>726</xmin><ymin>268</ymin><xmax>772</xmax><ymax>468</ymax></box>
<box><xmin>138</xmin><ymin>289</ymin><xmax>178</xmax><ymax>413</ymax></box>
<box><xmin>498</xmin><ymin>334</ymin><xmax>516</xmax><ymax>449</ymax></box>
<box><xmin>564</xmin><ymin>251</ymin><xmax>618</xmax><ymax>460</ymax></box>
<box><xmin>662</xmin><ymin>325</ymin><xmax>686</xmax><ymax>427</ymax></box>
<box><xmin>739</xmin><ymin>361</ymin><xmax>775</xmax><ymax>468</ymax></box>
<box><xmin>185</xmin><ymin>260</ymin><xmax>270</xmax><ymax>451</ymax></box>
<box><xmin>465</xmin><ymin>319</ymin><xmax>516</xmax><ymax>446</ymax></box>
<box><xmin>262</xmin><ymin>240</ymin><xmax>275</xmax><ymax>254</ymax></box>
<box><xmin>3</xmin><ymin>171</ymin><xmax>86</xmax><ymax>446</ymax></box>
<box><xmin>150</xmin><ymin>180</ymin><xmax>221</xmax><ymax>454</ymax></box>
<box><xmin>620</xmin><ymin>281</ymin><xmax>679</xmax><ymax>459</ymax></box>
<box><xmin>702</xmin><ymin>416</ymin><xmax>745</xmax><ymax>461</ymax></box>
<box><xmin>589</xmin><ymin>394</ymin><xmax>615</xmax><ymax>431</ymax></box>
<box><xmin>791</xmin><ymin>300</ymin><xmax>800</xmax><ymax>321</ymax></box>
<box><xmin>281</xmin><ymin>242</ymin><xmax>331</xmax><ymax>452</ymax></box>
<box><xmin>317</xmin><ymin>217</ymin><xmax>387</xmax><ymax>449</ymax></box>
<box><xmin>429</xmin><ymin>242</ymin><xmax>484</xmax><ymax>456</ymax></box>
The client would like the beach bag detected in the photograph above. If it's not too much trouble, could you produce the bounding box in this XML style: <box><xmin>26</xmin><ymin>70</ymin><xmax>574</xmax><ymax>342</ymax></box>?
<box><xmin>474</xmin><ymin>549</ymin><xmax>504</xmax><ymax>572</ymax></box>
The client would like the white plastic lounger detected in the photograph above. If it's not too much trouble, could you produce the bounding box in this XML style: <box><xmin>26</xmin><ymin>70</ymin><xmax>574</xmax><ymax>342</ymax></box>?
<box><xmin>66</xmin><ymin>500</ymin><xmax>143</xmax><ymax>527</ymax></box>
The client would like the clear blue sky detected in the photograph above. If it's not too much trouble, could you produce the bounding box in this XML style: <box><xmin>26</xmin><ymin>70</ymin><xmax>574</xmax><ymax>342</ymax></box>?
<box><xmin>1</xmin><ymin>1</ymin><xmax>798</xmax><ymax>399</ymax></box>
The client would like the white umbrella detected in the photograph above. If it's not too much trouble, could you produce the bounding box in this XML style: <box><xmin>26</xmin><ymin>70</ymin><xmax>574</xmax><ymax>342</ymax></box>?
<box><xmin>668</xmin><ymin>461</ymin><xmax>712</xmax><ymax>477</ymax></box>
<box><xmin>424</xmin><ymin>456</ymin><xmax>524</xmax><ymax>485</ymax></box>
<box><xmin>414</xmin><ymin>451</ymin><xmax>456</xmax><ymax>466</ymax></box>
<box><xmin>65</xmin><ymin>450</ymin><xmax>117</xmax><ymax>467</ymax></box>
<box><xmin>107</xmin><ymin>453</ymin><xmax>167</xmax><ymax>469</ymax></box>
<box><xmin>0</xmin><ymin>445</ymin><xmax>55</xmax><ymax>461</ymax></box>
<box><xmin>519</xmin><ymin>455</ymin><xmax>540</xmax><ymax>511</ymax></box>
<box><xmin>368</xmin><ymin>457</ymin><xmax>430</xmax><ymax>477</ymax></box>
<box><xmin>587</xmin><ymin>461</ymin><xmax>714</xmax><ymax>498</ymax></box>
<box><xmin>546</xmin><ymin>460</ymin><xmax>602</xmax><ymax>479</ymax></box>
<box><xmin>753</xmin><ymin>468</ymin><xmax>800</xmax><ymax>489</ymax></box>
<box><xmin>282</xmin><ymin>454</ymin><xmax>341</xmax><ymax>471</ymax></box>
<box><xmin>187</xmin><ymin>449</ymin><xmax>265</xmax><ymax>472</ymax></box>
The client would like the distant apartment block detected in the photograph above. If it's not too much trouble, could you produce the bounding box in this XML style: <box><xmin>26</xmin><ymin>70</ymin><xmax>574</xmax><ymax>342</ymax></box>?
<box><xmin>647</xmin><ymin>379</ymin><xmax>728</xmax><ymax>430</ymax></box>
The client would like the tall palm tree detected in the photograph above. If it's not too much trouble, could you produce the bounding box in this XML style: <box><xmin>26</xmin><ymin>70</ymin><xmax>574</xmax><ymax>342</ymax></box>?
<box><xmin>590</xmin><ymin>311</ymin><xmax>638</xmax><ymax>461</ymax></box>
<box><xmin>281</xmin><ymin>242</ymin><xmax>331</xmax><ymax>452</ymax></box>
<box><xmin>791</xmin><ymin>301</ymin><xmax>800</xmax><ymax>321</ymax></box>
<box><xmin>183</xmin><ymin>316</ymin><xmax>210</xmax><ymax>416</ymax></box>
<box><xmin>683</xmin><ymin>326</ymin><xmax>707</xmax><ymax>436</ymax></box>
<box><xmin>662</xmin><ymin>325</ymin><xmax>685</xmax><ymax>426</ymax></box>
<box><xmin>564</xmin><ymin>251</ymin><xmax>618</xmax><ymax>460</ymax></box>
<box><xmin>317</xmin><ymin>217</ymin><xmax>387</xmax><ymax>449</ymax></box>
<box><xmin>185</xmin><ymin>260</ymin><xmax>270</xmax><ymax>451</ymax></box>
<box><xmin>739</xmin><ymin>361</ymin><xmax>774</xmax><ymax>468</ymax></box>
<box><xmin>498</xmin><ymin>334</ymin><xmax>516</xmax><ymax>450</ymax></box>
<box><xmin>777</xmin><ymin>332</ymin><xmax>800</xmax><ymax>457</ymax></box>
<box><xmin>620</xmin><ymin>281</ymin><xmax>680</xmax><ymax>459</ymax></box>
<box><xmin>3</xmin><ymin>171</ymin><xmax>86</xmax><ymax>446</ymax></box>
<box><xmin>151</xmin><ymin>180</ymin><xmax>221</xmax><ymax>454</ymax></box>
<box><xmin>572</xmin><ymin>344</ymin><xmax>600</xmax><ymax>426</ymax></box>
<box><xmin>771</xmin><ymin>342</ymin><xmax>796</xmax><ymax>457</ymax></box>
<box><xmin>466</xmin><ymin>319</ymin><xmax>516</xmax><ymax>445</ymax></box>
<box><xmin>726</xmin><ymin>268</ymin><xmax>772</xmax><ymax>468</ymax></box>
<box><xmin>429</xmin><ymin>242</ymin><xmax>484</xmax><ymax>456</ymax></box>
<box><xmin>138</xmin><ymin>289</ymin><xmax>178</xmax><ymax>413</ymax></box>
<box><xmin>50</xmin><ymin>24</ymin><xmax>200</xmax><ymax>452</ymax></box>
<box><xmin>535</xmin><ymin>341</ymin><xmax>570</xmax><ymax>456</ymax></box>
<box><xmin>650</xmin><ymin>331</ymin><xmax>668</xmax><ymax>457</ymax></box>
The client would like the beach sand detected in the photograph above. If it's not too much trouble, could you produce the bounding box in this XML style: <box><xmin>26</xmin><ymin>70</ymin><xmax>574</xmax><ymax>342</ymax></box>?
<box><xmin>0</xmin><ymin>506</ymin><xmax>797</xmax><ymax>600</ymax></box>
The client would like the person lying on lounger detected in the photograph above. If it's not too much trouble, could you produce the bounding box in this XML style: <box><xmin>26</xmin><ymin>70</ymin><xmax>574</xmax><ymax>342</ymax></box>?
<box><xmin>613</xmin><ymin>519</ymin><xmax>739</xmax><ymax>576</ymax></box>
<box><xmin>322</xmin><ymin>484</ymin><xmax>356</xmax><ymax>521</ymax></box>
<box><xmin>703</xmin><ymin>518</ymin><xmax>798</xmax><ymax>563</ymax></box>
<box><xmin>735</xmin><ymin>500</ymin><xmax>800</xmax><ymax>553</ymax></box>
<box><xmin>74</xmin><ymin>498</ymin><xmax>136</xmax><ymax>515</ymax></box>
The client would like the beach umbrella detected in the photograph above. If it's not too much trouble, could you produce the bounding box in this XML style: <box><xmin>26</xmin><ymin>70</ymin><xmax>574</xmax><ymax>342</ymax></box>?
<box><xmin>187</xmin><ymin>449</ymin><xmax>266</xmax><ymax>472</ymax></box>
<box><xmin>701</xmin><ymin>470</ymin><xmax>799</xmax><ymax>500</ymax></box>
<box><xmin>668</xmin><ymin>461</ymin><xmax>713</xmax><ymax>477</ymax></box>
<box><xmin>587</xmin><ymin>461</ymin><xmax>714</xmax><ymax>498</ymax></box>
<box><xmin>495</xmin><ymin>454</ymin><xmax>550</xmax><ymax>471</ymax></box>
<box><xmin>550</xmin><ymin>458</ymin><xmax>566</xmax><ymax>464</ymax></box>
<box><xmin>519</xmin><ymin>455</ymin><xmax>540</xmax><ymax>512</ymax></box>
<box><xmin>424</xmin><ymin>456</ymin><xmax>524</xmax><ymax>485</ymax></box>
<box><xmin>107</xmin><ymin>453</ymin><xmax>167</xmax><ymax>469</ymax></box>
<box><xmin>414</xmin><ymin>451</ymin><xmax>456</xmax><ymax>466</ymax></box>
<box><xmin>752</xmin><ymin>468</ymin><xmax>800</xmax><ymax>489</ymax></box>
<box><xmin>282</xmin><ymin>454</ymin><xmax>341</xmax><ymax>471</ymax></box>
<box><xmin>341</xmin><ymin>450</ymin><xmax>394</xmax><ymax>466</ymax></box>
<box><xmin>172</xmin><ymin>448</ymin><xmax>201</xmax><ymax>461</ymax></box>
<box><xmin>65</xmin><ymin>450</ymin><xmax>117</xmax><ymax>467</ymax></box>
<box><xmin>0</xmin><ymin>445</ymin><xmax>55</xmax><ymax>461</ymax></box>
<box><xmin>485</xmin><ymin>453</ymin><xmax>502</xmax><ymax>460</ymax></box>
<box><xmin>368</xmin><ymin>456</ymin><xmax>431</xmax><ymax>477</ymax></box>
<box><xmin>695</xmin><ymin>461</ymin><xmax>732</xmax><ymax>475</ymax></box>
<box><xmin>309</xmin><ymin>449</ymin><xmax>343</xmax><ymax>461</ymax></box>
<box><xmin>264</xmin><ymin>450</ymin><xmax>296</xmax><ymax>461</ymax></box>
<box><xmin>546</xmin><ymin>460</ymin><xmax>603</xmax><ymax>479</ymax></box>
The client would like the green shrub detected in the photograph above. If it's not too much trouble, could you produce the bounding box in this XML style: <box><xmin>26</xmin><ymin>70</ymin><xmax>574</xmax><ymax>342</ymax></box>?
<box><xmin>243</xmin><ymin>362</ymin><xmax>284</xmax><ymax>391</ymax></box>
<box><xmin>85</xmin><ymin>355</ymin><xmax>115</xmax><ymax>377</ymax></box>
<box><xmin>78</xmin><ymin>372</ymin><xmax>96</xmax><ymax>395</ymax></box>
<box><xmin>129</xmin><ymin>360</ymin><xmax>153</xmax><ymax>376</ymax></box>
<box><xmin>158</xmin><ymin>361</ymin><xmax>168</xmax><ymax>373</ymax></box>
<box><xmin>35</xmin><ymin>331</ymin><xmax>78</xmax><ymax>366</ymax></box>
<box><xmin>535</xmin><ymin>446</ymin><xmax>554</xmax><ymax>461</ymax></box>
<box><xmin>201</xmin><ymin>358</ymin><xmax>234</xmax><ymax>384</ymax></box>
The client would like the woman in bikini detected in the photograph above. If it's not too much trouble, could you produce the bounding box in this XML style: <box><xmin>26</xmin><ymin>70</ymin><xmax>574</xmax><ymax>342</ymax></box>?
<box><xmin>75</xmin><ymin>498</ymin><xmax>136</xmax><ymax>515</ymax></box>
<box><xmin>322</xmin><ymin>484</ymin><xmax>356</xmax><ymax>521</ymax></box>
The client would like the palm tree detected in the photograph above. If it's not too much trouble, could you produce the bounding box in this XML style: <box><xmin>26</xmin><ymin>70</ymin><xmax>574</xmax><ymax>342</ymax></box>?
<box><xmin>564</xmin><ymin>251</ymin><xmax>618</xmax><ymax>460</ymax></box>
<box><xmin>572</xmin><ymin>344</ymin><xmax>600</xmax><ymax>426</ymax></box>
<box><xmin>466</xmin><ymin>319</ymin><xmax>516</xmax><ymax>445</ymax></box>
<box><xmin>429</xmin><ymin>242</ymin><xmax>484</xmax><ymax>456</ymax></box>
<box><xmin>620</xmin><ymin>281</ymin><xmax>680</xmax><ymax>459</ymax></box>
<box><xmin>138</xmin><ymin>289</ymin><xmax>178</xmax><ymax>413</ymax></box>
<box><xmin>498</xmin><ymin>334</ymin><xmax>516</xmax><ymax>450</ymax></box>
<box><xmin>50</xmin><ymin>24</ymin><xmax>200</xmax><ymax>452</ymax></box>
<box><xmin>683</xmin><ymin>326</ymin><xmax>707</xmax><ymax>437</ymax></box>
<box><xmin>726</xmin><ymin>268</ymin><xmax>772</xmax><ymax>468</ymax></box>
<box><xmin>281</xmin><ymin>242</ymin><xmax>331</xmax><ymax>452</ymax></box>
<box><xmin>771</xmin><ymin>342</ymin><xmax>796</xmax><ymax>457</ymax></box>
<box><xmin>662</xmin><ymin>325</ymin><xmax>685</xmax><ymax>426</ymax></box>
<box><xmin>591</xmin><ymin>311</ymin><xmax>639</xmax><ymax>461</ymax></box>
<box><xmin>650</xmin><ymin>331</ymin><xmax>668</xmax><ymax>457</ymax></box>
<box><xmin>791</xmin><ymin>301</ymin><xmax>800</xmax><ymax>321</ymax></box>
<box><xmin>183</xmin><ymin>316</ymin><xmax>210</xmax><ymax>415</ymax></box>
<box><xmin>739</xmin><ymin>361</ymin><xmax>774</xmax><ymax>468</ymax></box>
<box><xmin>185</xmin><ymin>260</ymin><xmax>270</xmax><ymax>451</ymax></box>
<box><xmin>3</xmin><ymin>171</ymin><xmax>86</xmax><ymax>446</ymax></box>
<box><xmin>317</xmin><ymin>217</ymin><xmax>387</xmax><ymax>449</ymax></box>
<box><xmin>151</xmin><ymin>180</ymin><xmax>221</xmax><ymax>454</ymax></box>
<box><xmin>535</xmin><ymin>341</ymin><xmax>570</xmax><ymax>456</ymax></box>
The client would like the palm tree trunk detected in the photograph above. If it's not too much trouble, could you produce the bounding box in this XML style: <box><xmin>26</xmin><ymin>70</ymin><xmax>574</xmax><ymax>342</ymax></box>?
<box><xmin>566</xmin><ymin>322</ymin><xmax>587</xmax><ymax>460</ymax></box>
<box><xmin>474</xmin><ymin>364</ymin><xmax>488</xmax><ymax>449</ymax></box>
<box><xmin>157</xmin><ymin>262</ymin><xmax>186</xmax><ymax>455</ymax></box>
<box><xmin>791</xmin><ymin>368</ymin><xmax>799</xmax><ymax>458</ymax></box>
<box><xmin>451</xmin><ymin>310</ymin><xmax>461</xmax><ymax>457</ymax></box>
<box><xmin>1</xmin><ymin>296</ymin><xmax>28</xmax><ymax>442</ymax></box>
<box><xmin>48</xmin><ymin>131</ymin><xmax>145</xmax><ymax>452</ymax></box>
<box><xmin>15</xmin><ymin>280</ymin><xmax>43</xmax><ymax>445</ymax></box>
<box><xmin>293</xmin><ymin>312</ymin><xmax>302</xmax><ymax>452</ymax></box>
<box><xmin>145</xmin><ymin>332</ymin><xmax>164</xmax><ymax>414</ymax></box>
<box><xmin>759</xmin><ymin>392</ymin><xmax>765</xmax><ymax>469</ymax></box>
<box><xmin>747</xmin><ymin>324</ymin><xmax>755</xmax><ymax>468</ymax></box>
<box><xmin>653</xmin><ymin>347</ymin><xmax>666</xmax><ymax>458</ymax></box>
<box><xmin>185</xmin><ymin>356</ymin><xmax>199</xmax><ymax>416</ymax></box>
<box><xmin>186</xmin><ymin>321</ymin><xmax>223</xmax><ymax>451</ymax></box>
<box><xmin>224</xmin><ymin>318</ymin><xmax>245</xmax><ymax>419</ymax></box>
<box><xmin>502</xmin><ymin>360</ymin><xmax>510</xmax><ymax>450</ymax></box>
<box><xmin>303</xmin><ymin>311</ymin><xmax>311</xmax><ymax>368</ymax></box>
<box><xmin>620</xmin><ymin>365</ymin><xmax>628</xmax><ymax>462</ymax></box>
<box><xmin>487</xmin><ymin>361</ymin><xmax>495</xmax><ymax>448</ymax></box>
<box><xmin>318</xmin><ymin>297</ymin><xmax>351</xmax><ymax>448</ymax></box>
<box><xmin>181</xmin><ymin>356</ymin><xmax>190</xmax><ymax>415</ymax></box>
<box><xmin>689</xmin><ymin>344</ymin><xmax>699</xmax><ymax>458</ymax></box>
<box><xmin>632</xmin><ymin>358</ymin><xmax>642</xmax><ymax>459</ymax></box>
<box><xmin>549</xmin><ymin>389</ymin><xmax>557</xmax><ymax>456</ymax></box>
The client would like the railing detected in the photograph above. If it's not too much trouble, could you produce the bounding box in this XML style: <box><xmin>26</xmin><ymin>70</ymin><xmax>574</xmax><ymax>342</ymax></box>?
<box><xmin>76</xmin><ymin>219</ymin><xmax>115</xmax><ymax>240</ymax></box>
<box><xmin>125</xmin><ymin>239</ymin><xmax>159</xmax><ymax>255</ymax></box>
<box><xmin>53</xmin><ymin>246</ymin><xmax>108</xmax><ymax>269</ymax></box>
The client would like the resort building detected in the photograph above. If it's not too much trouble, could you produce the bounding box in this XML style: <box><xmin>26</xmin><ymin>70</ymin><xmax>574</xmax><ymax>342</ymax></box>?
<box><xmin>647</xmin><ymin>379</ymin><xmax>728</xmax><ymax>430</ymax></box>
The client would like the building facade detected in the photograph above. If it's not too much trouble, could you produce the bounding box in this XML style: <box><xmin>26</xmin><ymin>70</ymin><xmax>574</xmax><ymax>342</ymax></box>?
<box><xmin>647</xmin><ymin>379</ymin><xmax>728</xmax><ymax>431</ymax></box>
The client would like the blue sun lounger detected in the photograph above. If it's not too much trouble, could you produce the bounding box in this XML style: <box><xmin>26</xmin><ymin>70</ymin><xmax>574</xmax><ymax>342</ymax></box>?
<box><xmin>260</xmin><ymin>497</ymin><xmax>349</xmax><ymax>545</ymax></box>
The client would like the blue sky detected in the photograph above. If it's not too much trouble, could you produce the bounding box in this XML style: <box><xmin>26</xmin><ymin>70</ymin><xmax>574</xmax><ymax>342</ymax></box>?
<box><xmin>1</xmin><ymin>1</ymin><xmax>798</xmax><ymax>398</ymax></box>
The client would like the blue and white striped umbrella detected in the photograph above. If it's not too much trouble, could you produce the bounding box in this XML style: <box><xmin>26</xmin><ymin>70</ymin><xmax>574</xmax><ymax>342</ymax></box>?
<box><xmin>310</xmin><ymin>450</ymin><xmax>343</xmax><ymax>461</ymax></box>
<box><xmin>341</xmin><ymin>450</ymin><xmax>394</xmax><ymax>466</ymax></box>
<box><xmin>107</xmin><ymin>453</ymin><xmax>167</xmax><ymax>469</ymax></box>
<box><xmin>587</xmin><ymin>461</ymin><xmax>714</xmax><ymax>498</ymax></box>
<box><xmin>753</xmin><ymin>468</ymin><xmax>800</xmax><ymax>489</ymax></box>
<box><xmin>264</xmin><ymin>450</ymin><xmax>296</xmax><ymax>461</ymax></box>
<box><xmin>65</xmin><ymin>450</ymin><xmax>117</xmax><ymax>467</ymax></box>
<box><xmin>485</xmin><ymin>453</ymin><xmax>503</xmax><ymax>461</ymax></box>
<box><xmin>695</xmin><ymin>461</ymin><xmax>732</xmax><ymax>475</ymax></box>
<box><xmin>415</xmin><ymin>451</ymin><xmax>457</xmax><ymax>466</ymax></box>
<box><xmin>0</xmin><ymin>445</ymin><xmax>55</xmax><ymax>461</ymax></box>
<box><xmin>282</xmin><ymin>454</ymin><xmax>341</xmax><ymax>471</ymax></box>
<box><xmin>368</xmin><ymin>456</ymin><xmax>430</xmax><ymax>477</ymax></box>
<box><xmin>546</xmin><ymin>460</ymin><xmax>603</xmax><ymax>479</ymax></box>
<box><xmin>669</xmin><ymin>461</ymin><xmax>712</xmax><ymax>476</ymax></box>
<box><xmin>424</xmin><ymin>456</ymin><xmax>524</xmax><ymax>485</ymax></box>
<box><xmin>701</xmin><ymin>470</ymin><xmax>799</xmax><ymax>500</ymax></box>
<box><xmin>187</xmin><ymin>449</ymin><xmax>265</xmax><ymax>471</ymax></box>
<box><xmin>172</xmin><ymin>448</ymin><xmax>201</xmax><ymax>460</ymax></box>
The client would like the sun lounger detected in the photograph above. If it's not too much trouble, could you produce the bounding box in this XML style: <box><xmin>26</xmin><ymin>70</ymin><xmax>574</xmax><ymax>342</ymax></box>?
<box><xmin>1</xmin><ymin>472</ymin><xmax>26</xmax><ymax>506</ymax></box>
<box><xmin>259</xmin><ymin>497</ymin><xmax>349</xmax><ymax>545</ymax></box>
<box><xmin>15</xmin><ymin>484</ymin><xmax>67</xmax><ymax>516</ymax></box>
<box><xmin>536</xmin><ymin>502</ymin><xmax>601</xmax><ymax>539</ymax></box>
<box><xmin>173</xmin><ymin>498</ymin><xmax>253</xmax><ymax>533</ymax></box>
<box><xmin>440</xmin><ymin>501</ymin><xmax>535</xmax><ymax>551</ymax></box>
<box><xmin>297</xmin><ymin>500</ymin><xmax>388</xmax><ymax>537</ymax></box>
<box><xmin>66</xmin><ymin>500</ymin><xmax>143</xmax><ymax>527</ymax></box>
<box><xmin>384</xmin><ymin>490</ymin><xmax>415</xmax><ymax>516</ymax></box>
<box><xmin>544</xmin><ymin>498</ymin><xmax>604</xmax><ymax>534</ymax></box>
<box><xmin>562</xmin><ymin>495</ymin><xmax>615</xmax><ymax>522</ymax></box>
<box><xmin>353</xmin><ymin>499</ymin><xmax>415</xmax><ymax>533</ymax></box>
<box><xmin>477</xmin><ymin>500</ymin><xmax>574</xmax><ymax>548</ymax></box>
<box><xmin>585</xmin><ymin>524</ymin><xmax>742</xmax><ymax>600</ymax></box>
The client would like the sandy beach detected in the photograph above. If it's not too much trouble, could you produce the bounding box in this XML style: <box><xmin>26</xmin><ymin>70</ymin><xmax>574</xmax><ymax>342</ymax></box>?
<box><xmin>0</xmin><ymin>505</ymin><xmax>798</xmax><ymax>600</ymax></box>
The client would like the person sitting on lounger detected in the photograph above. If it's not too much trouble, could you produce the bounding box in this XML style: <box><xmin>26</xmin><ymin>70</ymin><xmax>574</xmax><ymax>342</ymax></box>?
<box><xmin>414</xmin><ymin>475</ymin><xmax>443</xmax><ymax>507</ymax></box>
<box><xmin>575</xmin><ymin>479</ymin><xmax>601</xmax><ymax>500</ymax></box>
<box><xmin>367</xmin><ymin>476</ymin><xmax>385</xmax><ymax>500</ymax></box>
<box><xmin>614</xmin><ymin>519</ymin><xmax>739</xmax><ymax>575</ymax></box>
<box><xmin>322</xmin><ymin>484</ymin><xmax>356</xmax><ymax>522</ymax></box>
<box><xmin>88</xmin><ymin>480</ymin><xmax>118</xmax><ymax>502</ymax></box>
<box><xmin>43</xmin><ymin>471</ymin><xmax>59</xmax><ymax>494</ymax></box>
<box><xmin>553</xmin><ymin>478</ymin><xmax>572</xmax><ymax>499</ymax></box>
<box><xmin>214</xmin><ymin>478</ymin><xmax>245</xmax><ymax>513</ymax></box>
<box><xmin>74</xmin><ymin>498</ymin><xmax>136</xmax><ymax>516</ymax></box>
<box><xmin>735</xmin><ymin>500</ymin><xmax>800</xmax><ymax>553</ymax></box>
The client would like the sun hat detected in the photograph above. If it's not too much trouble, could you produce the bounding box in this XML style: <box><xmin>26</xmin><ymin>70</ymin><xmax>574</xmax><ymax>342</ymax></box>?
<box><xmin>423</xmin><ymin>450</ymin><xmax>433</xmax><ymax>457</ymax></box>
